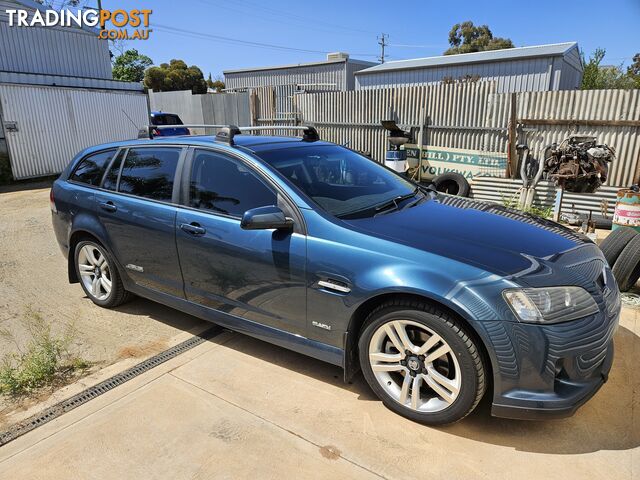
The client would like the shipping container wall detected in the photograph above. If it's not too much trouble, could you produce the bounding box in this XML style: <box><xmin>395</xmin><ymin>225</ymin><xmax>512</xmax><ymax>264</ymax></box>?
<box><xmin>0</xmin><ymin>84</ymin><xmax>148</xmax><ymax>179</ymax></box>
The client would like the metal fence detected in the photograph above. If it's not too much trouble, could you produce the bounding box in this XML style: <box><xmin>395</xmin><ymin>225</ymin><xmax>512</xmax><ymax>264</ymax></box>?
<box><xmin>0</xmin><ymin>84</ymin><xmax>148</xmax><ymax>179</ymax></box>
<box><xmin>294</xmin><ymin>82</ymin><xmax>503</xmax><ymax>160</ymax></box>
<box><xmin>148</xmin><ymin>90</ymin><xmax>251</xmax><ymax>133</ymax></box>
<box><xmin>149</xmin><ymin>85</ymin><xmax>640</xmax><ymax>189</ymax></box>
<box><xmin>290</xmin><ymin>85</ymin><xmax>640</xmax><ymax>187</ymax></box>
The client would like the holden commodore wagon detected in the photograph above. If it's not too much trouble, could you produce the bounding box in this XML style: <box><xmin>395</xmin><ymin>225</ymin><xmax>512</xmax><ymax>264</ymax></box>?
<box><xmin>51</xmin><ymin>125</ymin><xmax>620</xmax><ymax>425</ymax></box>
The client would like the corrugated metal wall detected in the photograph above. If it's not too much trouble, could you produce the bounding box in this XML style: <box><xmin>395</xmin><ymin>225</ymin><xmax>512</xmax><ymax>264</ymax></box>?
<box><xmin>489</xmin><ymin>89</ymin><xmax>640</xmax><ymax>186</ymax></box>
<box><xmin>471</xmin><ymin>177</ymin><xmax>620</xmax><ymax>216</ymax></box>
<box><xmin>0</xmin><ymin>1</ymin><xmax>112</xmax><ymax>79</ymax></box>
<box><xmin>354</xmin><ymin>56</ymin><xmax>581</xmax><ymax>93</ymax></box>
<box><xmin>0</xmin><ymin>84</ymin><xmax>148</xmax><ymax>179</ymax></box>
<box><xmin>296</xmin><ymin>82</ymin><xmax>502</xmax><ymax>161</ymax></box>
<box><xmin>293</xmin><ymin>85</ymin><xmax>640</xmax><ymax>187</ymax></box>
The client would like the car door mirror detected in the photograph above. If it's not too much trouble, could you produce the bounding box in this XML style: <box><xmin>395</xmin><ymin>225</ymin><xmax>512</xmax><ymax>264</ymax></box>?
<box><xmin>241</xmin><ymin>206</ymin><xmax>294</xmax><ymax>231</ymax></box>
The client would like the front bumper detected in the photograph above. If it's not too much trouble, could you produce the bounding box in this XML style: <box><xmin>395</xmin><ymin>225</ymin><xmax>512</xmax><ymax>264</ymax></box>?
<box><xmin>491</xmin><ymin>341</ymin><xmax>614</xmax><ymax>420</ymax></box>
<box><xmin>479</xmin><ymin>293</ymin><xmax>620</xmax><ymax>420</ymax></box>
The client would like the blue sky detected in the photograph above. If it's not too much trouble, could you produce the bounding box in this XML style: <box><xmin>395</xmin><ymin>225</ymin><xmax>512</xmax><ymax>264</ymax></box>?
<box><xmin>108</xmin><ymin>0</ymin><xmax>639</xmax><ymax>77</ymax></box>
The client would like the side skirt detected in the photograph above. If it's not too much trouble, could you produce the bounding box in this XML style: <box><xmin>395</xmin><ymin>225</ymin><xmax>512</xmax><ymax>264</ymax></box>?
<box><xmin>127</xmin><ymin>283</ymin><xmax>344</xmax><ymax>368</ymax></box>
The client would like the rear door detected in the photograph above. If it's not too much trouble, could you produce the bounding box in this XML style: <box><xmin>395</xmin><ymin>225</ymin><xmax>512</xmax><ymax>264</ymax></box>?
<box><xmin>95</xmin><ymin>145</ymin><xmax>186</xmax><ymax>298</ymax></box>
<box><xmin>175</xmin><ymin>147</ymin><xmax>307</xmax><ymax>334</ymax></box>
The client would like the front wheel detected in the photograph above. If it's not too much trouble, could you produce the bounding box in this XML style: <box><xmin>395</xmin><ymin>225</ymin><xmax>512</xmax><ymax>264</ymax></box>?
<box><xmin>358</xmin><ymin>301</ymin><xmax>486</xmax><ymax>425</ymax></box>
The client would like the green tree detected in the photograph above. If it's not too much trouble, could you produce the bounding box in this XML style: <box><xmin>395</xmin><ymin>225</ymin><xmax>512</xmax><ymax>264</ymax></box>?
<box><xmin>628</xmin><ymin>53</ymin><xmax>640</xmax><ymax>88</ymax></box>
<box><xmin>206</xmin><ymin>73</ymin><xmax>226</xmax><ymax>92</ymax></box>
<box><xmin>444</xmin><ymin>21</ymin><xmax>514</xmax><ymax>55</ymax></box>
<box><xmin>581</xmin><ymin>48</ymin><xmax>637</xmax><ymax>90</ymax></box>
<box><xmin>143</xmin><ymin>60</ymin><xmax>208</xmax><ymax>94</ymax></box>
<box><xmin>112</xmin><ymin>49</ymin><xmax>152</xmax><ymax>83</ymax></box>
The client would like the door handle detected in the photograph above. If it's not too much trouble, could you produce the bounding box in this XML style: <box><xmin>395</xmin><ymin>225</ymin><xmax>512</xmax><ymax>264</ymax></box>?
<box><xmin>180</xmin><ymin>222</ymin><xmax>206</xmax><ymax>235</ymax></box>
<box><xmin>99</xmin><ymin>201</ymin><xmax>117</xmax><ymax>213</ymax></box>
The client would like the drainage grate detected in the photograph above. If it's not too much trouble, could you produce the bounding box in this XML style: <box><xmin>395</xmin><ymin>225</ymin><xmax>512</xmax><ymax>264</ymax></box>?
<box><xmin>0</xmin><ymin>326</ymin><xmax>222</xmax><ymax>447</ymax></box>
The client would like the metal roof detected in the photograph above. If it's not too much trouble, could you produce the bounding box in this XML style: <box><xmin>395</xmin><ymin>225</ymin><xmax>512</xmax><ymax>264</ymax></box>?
<box><xmin>355</xmin><ymin>42</ymin><xmax>579</xmax><ymax>75</ymax></box>
<box><xmin>9</xmin><ymin>0</ymin><xmax>101</xmax><ymax>35</ymax></box>
<box><xmin>224</xmin><ymin>57</ymin><xmax>376</xmax><ymax>75</ymax></box>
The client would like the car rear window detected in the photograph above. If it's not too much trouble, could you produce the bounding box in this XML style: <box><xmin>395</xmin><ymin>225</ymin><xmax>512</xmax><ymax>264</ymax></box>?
<box><xmin>70</xmin><ymin>149</ymin><xmax>117</xmax><ymax>186</ymax></box>
<box><xmin>118</xmin><ymin>147</ymin><xmax>181</xmax><ymax>202</ymax></box>
<box><xmin>152</xmin><ymin>114</ymin><xmax>183</xmax><ymax>126</ymax></box>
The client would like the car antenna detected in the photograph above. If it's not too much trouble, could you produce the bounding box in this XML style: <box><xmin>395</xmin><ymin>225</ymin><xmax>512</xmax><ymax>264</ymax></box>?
<box><xmin>121</xmin><ymin>109</ymin><xmax>139</xmax><ymax>130</ymax></box>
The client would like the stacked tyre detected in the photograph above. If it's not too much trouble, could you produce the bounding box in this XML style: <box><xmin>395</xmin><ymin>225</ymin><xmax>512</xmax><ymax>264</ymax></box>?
<box><xmin>599</xmin><ymin>227</ymin><xmax>640</xmax><ymax>291</ymax></box>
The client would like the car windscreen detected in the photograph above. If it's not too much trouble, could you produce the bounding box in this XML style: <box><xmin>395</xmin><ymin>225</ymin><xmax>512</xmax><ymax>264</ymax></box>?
<box><xmin>152</xmin><ymin>114</ymin><xmax>183</xmax><ymax>126</ymax></box>
<box><xmin>255</xmin><ymin>144</ymin><xmax>418</xmax><ymax>218</ymax></box>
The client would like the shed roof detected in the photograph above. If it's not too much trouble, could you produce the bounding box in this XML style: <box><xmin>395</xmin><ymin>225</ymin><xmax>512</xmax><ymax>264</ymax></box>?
<box><xmin>355</xmin><ymin>42</ymin><xmax>579</xmax><ymax>75</ymax></box>
<box><xmin>224</xmin><ymin>57</ymin><xmax>376</xmax><ymax>75</ymax></box>
<box><xmin>7</xmin><ymin>0</ymin><xmax>101</xmax><ymax>35</ymax></box>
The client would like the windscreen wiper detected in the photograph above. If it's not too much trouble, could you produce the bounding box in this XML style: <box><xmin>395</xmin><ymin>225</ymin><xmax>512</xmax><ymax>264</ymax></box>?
<box><xmin>374</xmin><ymin>187</ymin><xmax>421</xmax><ymax>215</ymax></box>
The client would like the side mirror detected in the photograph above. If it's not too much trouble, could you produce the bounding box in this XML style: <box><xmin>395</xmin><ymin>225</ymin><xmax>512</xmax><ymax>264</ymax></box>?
<box><xmin>241</xmin><ymin>206</ymin><xmax>294</xmax><ymax>231</ymax></box>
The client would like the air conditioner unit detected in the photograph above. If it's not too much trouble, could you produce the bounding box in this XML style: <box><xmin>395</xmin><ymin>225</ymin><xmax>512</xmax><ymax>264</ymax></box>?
<box><xmin>327</xmin><ymin>52</ymin><xmax>349</xmax><ymax>61</ymax></box>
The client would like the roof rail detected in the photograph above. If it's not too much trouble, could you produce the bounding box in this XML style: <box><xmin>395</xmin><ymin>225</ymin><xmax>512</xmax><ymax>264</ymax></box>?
<box><xmin>138</xmin><ymin>124</ymin><xmax>229</xmax><ymax>139</ymax></box>
<box><xmin>139</xmin><ymin>124</ymin><xmax>320</xmax><ymax>144</ymax></box>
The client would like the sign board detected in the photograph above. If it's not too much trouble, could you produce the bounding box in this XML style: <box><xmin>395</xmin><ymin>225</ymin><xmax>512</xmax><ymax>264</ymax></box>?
<box><xmin>403</xmin><ymin>144</ymin><xmax>508</xmax><ymax>182</ymax></box>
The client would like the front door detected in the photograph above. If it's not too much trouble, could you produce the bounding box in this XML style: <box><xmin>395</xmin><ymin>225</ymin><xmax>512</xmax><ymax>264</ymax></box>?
<box><xmin>96</xmin><ymin>146</ymin><xmax>185</xmax><ymax>298</ymax></box>
<box><xmin>175</xmin><ymin>148</ymin><xmax>307</xmax><ymax>335</ymax></box>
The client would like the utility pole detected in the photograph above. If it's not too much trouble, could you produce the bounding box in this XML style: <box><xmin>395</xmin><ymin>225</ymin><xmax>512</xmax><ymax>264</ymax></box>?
<box><xmin>377</xmin><ymin>33</ymin><xmax>388</xmax><ymax>64</ymax></box>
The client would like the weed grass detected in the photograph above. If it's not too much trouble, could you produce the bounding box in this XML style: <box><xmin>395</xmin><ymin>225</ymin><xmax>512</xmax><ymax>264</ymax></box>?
<box><xmin>0</xmin><ymin>308</ymin><xmax>89</xmax><ymax>395</ymax></box>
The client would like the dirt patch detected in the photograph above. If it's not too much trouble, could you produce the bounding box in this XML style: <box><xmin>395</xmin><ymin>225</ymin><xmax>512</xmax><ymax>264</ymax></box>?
<box><xmin>117</xmin><ymin>339</ymin><xmax>168</xmax><ymax>360</ymax></box>
<box><xmin>0</xmin><ymin>185</ymin><xmax>206</xmax><ymax>427</ymax></box>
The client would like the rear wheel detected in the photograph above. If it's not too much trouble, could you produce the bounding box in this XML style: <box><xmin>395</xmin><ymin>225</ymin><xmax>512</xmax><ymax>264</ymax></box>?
<box><xmin>358</xmin><ymin>300</ymin><xmax>486</xmax><ymax>425</ymax></box>
<box><xmin>75</xmin><ymin>240</ymin><xmax>129</xmax><ymax>308</ymax></box>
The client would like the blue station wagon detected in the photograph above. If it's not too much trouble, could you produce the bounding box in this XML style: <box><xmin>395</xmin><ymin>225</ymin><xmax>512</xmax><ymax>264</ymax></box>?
<box><xmin>51</xmin><ymin>125</ymin><xmax>620</xmax><ymax>424</ymax></box>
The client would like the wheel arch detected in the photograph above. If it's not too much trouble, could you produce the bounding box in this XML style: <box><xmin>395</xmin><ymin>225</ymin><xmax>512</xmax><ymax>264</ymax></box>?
<box><xmin>343</xmin><ymin>292</ymin><xmax>496</xmax><ymax>392</ymax></box>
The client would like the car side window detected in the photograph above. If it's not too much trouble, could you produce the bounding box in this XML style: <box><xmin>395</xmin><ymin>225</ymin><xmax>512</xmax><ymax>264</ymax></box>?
<box><xmin>118</xmin><ymin>148</ymin><xmax>181</xmax><ymax>202</ymax></box>
<box><xmin>189</xmin><ymin>149</ymin><xmax>277</xmax><ymax>217</ymax></box>
<box><xmin>102</xmin><ymin>150</ymin><xmax>125</xmax><ymax>191</ymax></box>
<box><xmin>70</xmin><ymin>149</ymin><xmax>117</xmax><ymax>186</ymax></box>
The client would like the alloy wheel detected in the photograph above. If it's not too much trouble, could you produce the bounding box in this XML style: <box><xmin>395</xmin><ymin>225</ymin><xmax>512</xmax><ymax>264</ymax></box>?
<box><xmin>368</xmin><ymin>320</ymin><xmax>461</xmax><ymax>412</ymax></box>
<box><xmin>77</xmin><ymin>244</ymin><xmax>112</xmax><ymax>301</ymax></box>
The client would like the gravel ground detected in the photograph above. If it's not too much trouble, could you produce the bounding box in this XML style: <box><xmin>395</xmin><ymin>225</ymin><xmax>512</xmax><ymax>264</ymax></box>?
<box><xmin>0</xmin><ymin>184</ymin><xmax>205</xmax><ymax>423</ymax></box>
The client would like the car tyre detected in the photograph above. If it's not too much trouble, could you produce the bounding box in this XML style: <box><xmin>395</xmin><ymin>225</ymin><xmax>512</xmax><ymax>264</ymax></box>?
<box><xmin>358</xmin><ymin>299</ymin><xmax>486</xmax><ymax>425</ymax></box>
<box><xmin>611</xmin><ymin>234</ymin><xmax>640</xmax><ymax>291</ymax></box>
<box><xmin>599</xmin><ymin>227</ymin><xmax>638</xmax><ymax>267</ymax></box>
<box><xmin>433</xmin><ymin>172</ymin><xmax>470</xmax><ymax>197</ymax></box>
<box><xmin>74</xmin><ymin>240</ymin><xmax>130</xmax><ymax>308</ymax></box>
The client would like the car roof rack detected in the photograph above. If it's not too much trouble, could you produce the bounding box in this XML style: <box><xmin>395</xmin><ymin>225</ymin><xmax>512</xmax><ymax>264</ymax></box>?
<box><xmin>217</xmin><ymin>125</ymin><xmax>319</xmax><ymax>145</ymax></box>
<box><xmin>138</xmin><ymin>124</ymin><xmax>228</xmax><ymax>140</ymax></box>
<box><xmin>139</xmin><ymin>124</ymin><xmax>320</xmax><ymax>145</ymax></box>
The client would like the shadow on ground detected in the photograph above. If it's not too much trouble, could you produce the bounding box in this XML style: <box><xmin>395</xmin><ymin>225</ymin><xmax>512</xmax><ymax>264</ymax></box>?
<box><xmin>207</xmin><ymin>323</ymin><xmax>640</xmax><ymax>456</ymax></box>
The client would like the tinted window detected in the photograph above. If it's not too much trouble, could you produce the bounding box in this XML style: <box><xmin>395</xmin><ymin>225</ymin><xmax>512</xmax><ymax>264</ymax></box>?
<box><xmin>102</xmin><ymin>150</ymin><xmax>125</xmax><ymax>191</ymax></box>
<box><xmin>255</xmin><ymin>145</ymin><xmax>416</xmax><ymax>218</ymax></box>
<box><xmin>70</xmin><ymin>150</ymin><xmax>116</xmax><ymax>186</ymax></box>
<box><xmin>118</xmin><ymin>148</ymin><xmax>181</xmax><ymax>202</ymax></box>
<box><xmin>189</xmin><ymin>150</ymin><xmax>276</xmax><ymax>217</ymax></box>
<box><xmin>152</xmin><ymin>114</ymin><xmax>182</xmax><ymax>126</ymax></box>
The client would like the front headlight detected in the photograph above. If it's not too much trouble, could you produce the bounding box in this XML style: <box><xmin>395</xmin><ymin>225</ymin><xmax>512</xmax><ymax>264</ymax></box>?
<box><xmin>503</xmin><ymin>287</ymin><xmax>599</xmax><ymax>324</ymax></box>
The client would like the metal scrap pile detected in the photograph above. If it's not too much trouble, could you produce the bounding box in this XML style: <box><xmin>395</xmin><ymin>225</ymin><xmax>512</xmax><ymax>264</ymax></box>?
<box><xmin>543</xmin><ymin>135</ymin><xmax>615</xmax><ymax>193</ymax></box>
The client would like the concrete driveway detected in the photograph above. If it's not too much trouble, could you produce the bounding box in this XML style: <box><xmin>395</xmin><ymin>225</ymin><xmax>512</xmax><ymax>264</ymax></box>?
<box><xmin>0</xmin><ymin>307</ymin><xmax>638</xmax><ymax>479</ymax></box>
